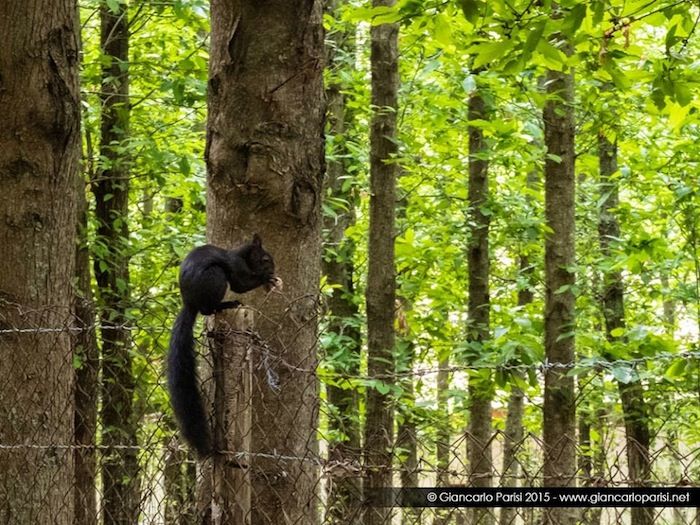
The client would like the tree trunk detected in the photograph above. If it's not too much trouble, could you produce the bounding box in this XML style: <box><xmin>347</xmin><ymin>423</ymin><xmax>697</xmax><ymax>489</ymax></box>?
<box><xmin>0</xmin><ymin>0</ymin><xmax>80</xmax><ymax>522</ymax></box>
<box><xmin>580</xmin><ymin>406</ymin><xmax>607</xmax><ymax>525</ymax></box>
<box><xmin>363</xmin><ymin>1</ymin><xmax>399</xmax><ymax>523</ymax></box>
<box><xmin>542</xmin><ymin>41</ymin><xmax>576</xmax><ymax>525</ymax></box>
<box><xmin>206</xmin><ymin>1</ymin><xmax>325</xmax><ymax>523</ymax></box>
<box><xmin>498</xmin><ymin>349</ymin><xmax>525</xmax><ymax>525</ymax></box>
<box><xmin>466</xmin><ymin>89</ymin><xmax>494</xmax><ymax>525</ymax></box>
<box><xmin>94</xmin><ymin>4</ymin><xmax>139</xmax><ymax>524</ymax></box>
<box><xmin>323</xmin><ymin>4</ymin><xmax>362</xmax><ymax>521</ymax></box>
<box><xmin>577</xmin><ymin>374</ymin><xmax>602</xmax><ymax>492</ymax></box>
<box><xmin>597</xmin><ymin>132</ymin><xmax>652</xmax><ymax>525</ymax></box>
<box><xmin>74</xmin><ymin>176</ymin><xmax>99</xmax><ymax>525</ymax></box>
<box><xmin>434</xmin><ymin>355</ymin><xmax>451</xmax><ymax>525</ymax></box>
<box><xmin>397</xmin><ymin>342</ymin><xmax>419</xmax><ymax>525</ymax></box>
<box><xmin>499</xmin><ymin>166</ymin><xmax>537</xmax><ymax>525</ymax></box>
<box><xmin>164</xmin><ymin>436</ymin><xmax>196</xmax><ymax>524</ymax></box>
<box><xmin>197</xmin><ymin>310</ymin><xmax>255</xmax><ymax>524</ymax></box>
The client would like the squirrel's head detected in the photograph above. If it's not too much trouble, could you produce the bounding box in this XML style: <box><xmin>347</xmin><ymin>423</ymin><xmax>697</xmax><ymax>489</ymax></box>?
<box><xmin>245</xmin><ymin>233</ymin><xmax>276</xmax><ymax>280</ymax></box>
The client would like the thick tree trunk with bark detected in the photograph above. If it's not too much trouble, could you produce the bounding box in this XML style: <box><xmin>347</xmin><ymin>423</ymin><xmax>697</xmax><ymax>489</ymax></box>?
<box><xmin>206</xmin><ymin>1</ymin><xmax>325</xmax><ymax>523</ymax></box>
<box><xmin>466</xmin><ymin>90</ymin><xmax>494</xmax><ymax>525</ymax></box>
<box><xmin>542</xmin><ymin>55</ymin><xmax>576</xmax><ymax>525</ymax></box>
<box><xmin>597</xmin><ymin>132</ymin><xmax>652</xmax><ymax>525</ymax></box>
<box><xmin>0</xmin><ymin>1</ymin><xmax>80</xmax><ymax>522</ymax></box>
<box><xmin>197</xmin><ymin>310</ymin><xmax>255</xmax><ymax>524</ymax></box>
<box><xmin>74</xmin><ymin>179</ymin><xmax>99</xmax><ymax>525</ymax></box>
<box><xmin>363</xmin><ymin>1</ymin><xmax>399</xmax><ymax>523</ymax></box>
<box><xmin>94</xmin><ymin>4</ymin><xmax>139</xmax><ymax>524</ymax></box>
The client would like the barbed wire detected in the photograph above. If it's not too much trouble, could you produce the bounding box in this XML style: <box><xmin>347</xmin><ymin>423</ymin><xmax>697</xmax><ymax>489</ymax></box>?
<box><xmin>2</xmin><ymin>302</ymin><xmax>700</xmax><ymax>524</ymax></box>
<box><xmin>2</xmin><ymin>322</ymin><xmax>699</xmax><ymax>376</ymax></box>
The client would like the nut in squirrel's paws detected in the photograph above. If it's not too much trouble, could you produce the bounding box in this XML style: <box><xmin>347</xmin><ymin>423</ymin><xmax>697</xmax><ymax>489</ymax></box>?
<box><xmin>266</xmin><ymin>276</ymin><xmax>283</xmax><ymax>292</ymax></box>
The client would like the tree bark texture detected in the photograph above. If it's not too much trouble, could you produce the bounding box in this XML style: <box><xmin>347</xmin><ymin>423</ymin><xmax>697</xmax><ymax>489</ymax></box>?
<box><xmin>74</xmin><ymin>178</ymin><xmax>99</xmax><ymax>525</ymax></box>
<box><xmin>0</xmin><ymin>1</ymin><xmax>80</xmax><ymax>522</ymax></box>
<box><xmin>597</xmin><ymin>132</ymin><xmax>652</xmax><ymax>525</ymax></box>
<box><xmin>196</xmin><ymin>309</ymin><xmax>254</xmax><ymax>524</ymax></box>
<box><xmin>542</xmin><ymin>55</ymin><xmax>577</xmax><ymax>525</ymax></box>
<box><xmin>206</xmin><ymin>2</ymin><xmax>325</xmax><ymax>523</ymax></box>
<box><xmin>363</xmin><ymin>0</ymin><xmax>399</xmax><ymax>523</ymax></box>
<box><xmin>94</xmin><ymin>4</ymin><xmax>139</xmax><ymax>525</ymax></box>
<box><xmin>466</xmin><ymin>90</ymin><xmax>494</xmax><ymax>525</ymax></box>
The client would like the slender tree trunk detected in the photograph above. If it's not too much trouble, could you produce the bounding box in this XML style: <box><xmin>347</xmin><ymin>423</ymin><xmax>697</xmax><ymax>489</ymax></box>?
<box><xmin>578</xmin><ymin>405</ymin><xmax>592</xmax><ymax>484</ymax></box>
<box><xmin>499</xmin><ymin>165</ymin><xmax>537</xmax><ymax>525</ymax></box>
<box><xmin>0</xmin><ymin>1</ymin><xmax>80</xmax><ymax>522</ymax></box>
<box><xmin>466</xmin><ymin>89</ymin><xmax>494</xmax><ymax>525</ymax></box>
<box><xmin>206</xmin><ymin>1</ymin><xmax>325</xmax><ymax>523</ymax></box>
<box><xmin>436</xmin><ymin>355</ymin><xmax>451</xmax><ymax>486</ymax></box>
<box><xmin>74</xmin><ymin>177</ymin><xmax>99</xmax><ymax>525</ymax></box>
<box><xmin>434</xmin><ymin>355</ymin><xmax>451</xmax><ymax>525</ymax></box>
<box><xmin>164</xmin><ymin>436</ymin><xmax>196</xmax><ymax>524</ymax></box>
<box><xmin>363</xmin><ymin>1</ymin><xmax>399</xmax><ymax>523</ymax></box>
<box><xmin>597</xmin><ymin>132</ymin><xmax>652</xmax><ymax>525</ymax></box>
<box><xmin>498</xmin><ymin>324</ymin><xmax>526</xmax><ymax>525</ymax></box>
<box><xmin>94</xmin><ymin>4</ymin><xmax>139</xmax><ymax>524</ymax></box>
<box><xmin>323</xmin><ymin>4</ymin><xmax>362</xmax><ymax>520</ymax></box>
<box><xmin>397</xmin><ymin>341</ymin><xmax>419</xmax><ymax>525</ymax></box>
<box><xmin>542</xmin><ymin>33</ymin><xmax>576</xmax><ymax>525</ymax></box>
<box><xmin>580</xmin><ymin>405</ymin><xmax>607</xmax><ymax>525</ymax></box>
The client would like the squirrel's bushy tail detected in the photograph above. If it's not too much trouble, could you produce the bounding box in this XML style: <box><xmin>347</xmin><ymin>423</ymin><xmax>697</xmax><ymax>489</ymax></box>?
<box><xmin>167</xmin><ymin>305</ymin><xmax>212</xmax><ymax>457</ymax></box>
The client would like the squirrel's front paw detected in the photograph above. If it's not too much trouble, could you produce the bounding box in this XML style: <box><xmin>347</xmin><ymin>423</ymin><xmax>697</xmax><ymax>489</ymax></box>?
<box><xmin>266</xmin><ymin>276</ymin><xmax>283</xmax><ymax>292</ymax></box>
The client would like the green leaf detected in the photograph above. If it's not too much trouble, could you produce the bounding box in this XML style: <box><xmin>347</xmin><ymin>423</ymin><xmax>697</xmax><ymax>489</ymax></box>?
<box><xmin>674</xmin><ymin>82</ymin><xmax>692</xmax><ymax>107</ymax></box>
<box><xmin>562</xmin><ymin>4</ymin><xmax>586</xmax><ymax>37</ymax></box>
<box><xmin>433</xmin><ymin>14</ymin><xmax>453</xmax><ymax>47</ymax></box>
<box><xmin>611</xmin><ymin>365</ymin><xmax>636</xmax><ymax>384</ymax></box>
<box><xmin>106</xmin><ymin>0</ymin><xmax>121</xmax><ymax>13</ymax></box>
<box><xmin>459</xmin><ymin>0</ymin><xmax>480</xmax><ymax>23</ymax></box>
<box><xmin>462</xmin><ymin>75</ymin><xmax>476</xmax><ymax>93</ymax></box>
<box><xmin>664</xmin><ymin>358</ymin><xmax>686</xmax><ymax>380</ymax></box>
<box><xmin>592</xmin><ymin>0</ymin><xmax>604</xmax><ymax>25</ymax></box>
<box><xmin>536</xmin><ymin>40</ymin><xmax>567</xmax><ymax>69</ymax></box>
<box><xmin>345</xmin><ymin>5</ymin><xmax>401</xmax><ymax>25</ymax></box>
<box><xmin>523</xmin><ymin>20</ymin><xmax>547</xmax><ymax>57</ymax></box>
<box><xmin>469</xmin><ymin>41</ymin><xmax>513</xmax><ymax>70</ymax></box>
<box><xmin>665</xmin><ymin>24</ymin><xmax>678</xmax><ymax>51</ymax></box>
<box><xmin>604</xmin><ymin>63</ymin><xmax>631</xmax><ymax>90</ymax></box>
<box><xmin>610</xmin><ymin>327</ymin><xmax>625</xmax><ymax>338</ymax></box>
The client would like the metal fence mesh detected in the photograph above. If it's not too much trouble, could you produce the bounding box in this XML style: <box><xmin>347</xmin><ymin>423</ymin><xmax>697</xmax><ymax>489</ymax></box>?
<box><xmin>0</xmin><ymin>302</ymin><xmax>698</xmax><ymax>525</ymax></box>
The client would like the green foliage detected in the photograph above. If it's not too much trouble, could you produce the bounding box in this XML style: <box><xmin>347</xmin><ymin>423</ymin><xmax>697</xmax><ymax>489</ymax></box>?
<box><xmin>325</xmin><ymin>0</ymin><xmax>700</xmax><ymax>460</ymax></box>
<box><xmin>76</xmin><ymin>0</ymin><xmax>700</xmax><ymax>478</ymax></box>
<box><xmin>80</xmin><ymin>0</ymin><xmax>209</xmax><ymax>444</ymax></box>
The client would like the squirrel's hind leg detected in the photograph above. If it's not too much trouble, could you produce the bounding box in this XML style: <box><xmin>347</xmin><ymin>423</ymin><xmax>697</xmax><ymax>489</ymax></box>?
<box><xmin>214</xmin><ymin>300</ymin><xmax>242</xmax><ymax>312</ymax></box>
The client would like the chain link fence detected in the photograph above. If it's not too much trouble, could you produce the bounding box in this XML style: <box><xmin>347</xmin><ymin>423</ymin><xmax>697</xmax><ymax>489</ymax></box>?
<box><xmin>0</xmin><ymin>301</ymin><xmax>699</xmax><ymax>524</ymax></box>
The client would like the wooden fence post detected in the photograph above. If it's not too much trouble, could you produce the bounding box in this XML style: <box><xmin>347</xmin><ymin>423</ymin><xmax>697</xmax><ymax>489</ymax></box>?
<box><xmin>197</xmin><ymin>307</ymin><xmax>254</xmax><ymax>524</ymax></box>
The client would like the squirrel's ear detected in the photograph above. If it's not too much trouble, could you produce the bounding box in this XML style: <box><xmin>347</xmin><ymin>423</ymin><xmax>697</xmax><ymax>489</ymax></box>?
<box><xmin>252</xmin><ymin>233</ymin><xmax>263</xmax><ymax>246</ymax></box>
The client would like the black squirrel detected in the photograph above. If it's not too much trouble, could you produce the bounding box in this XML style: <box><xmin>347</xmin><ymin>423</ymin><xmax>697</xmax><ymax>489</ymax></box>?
<box><xmin>167</xmin><ymin>234</ymin><xmax>280</xmax><ymax>457</ymax></box>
